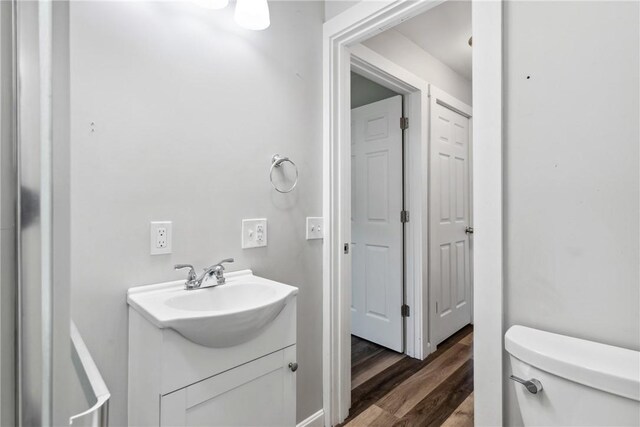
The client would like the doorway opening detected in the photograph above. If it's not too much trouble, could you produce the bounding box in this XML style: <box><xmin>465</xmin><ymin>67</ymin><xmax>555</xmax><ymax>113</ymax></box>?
<box><xmin>324</xmin><ymin>0</ymin><xmax>485</xmax><ymax>425</ymax></box>
<box><xmin>349</xmin><ymin>73</ymin><xmax>406</xmax><ymax>389</ymax></box>
<box><xmin>322</xmin><ymin>0</ymin><xmax>503</xmax><ymax>425</ymax></box>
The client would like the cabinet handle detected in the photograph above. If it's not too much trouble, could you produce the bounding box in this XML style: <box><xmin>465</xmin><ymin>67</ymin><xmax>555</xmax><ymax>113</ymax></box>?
<box><xmin>288</xmin><ymin>362</ymin><xmax>298</xmax><ymax>372</ymax></box>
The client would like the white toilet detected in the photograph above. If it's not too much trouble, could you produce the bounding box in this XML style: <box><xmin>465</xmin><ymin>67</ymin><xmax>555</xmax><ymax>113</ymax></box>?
<box><xmin>505</xmin><ymin>325</ymin><xmax>640</xmax><ymax>426</ymax></box>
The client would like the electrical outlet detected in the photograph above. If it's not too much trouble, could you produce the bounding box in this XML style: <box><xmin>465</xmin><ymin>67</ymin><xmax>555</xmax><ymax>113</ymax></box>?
<box><xmin>150</xmin><ymin>221</ymin><xmax>172</xmax><ymax>255</ymax></box>
<box><xmin>157</xmin><ymin>227</ymin><xmax>167</xmax><ymax>248</ymax></box>
<box><xmin>242</xmin><ymin>218</ymin><xmax>267</xmax><ymax>249</ymax></box>
<box><xmin>306</xmin><ymin>217</ymin><xmax>324</xmax><ymax>240</ymax></box>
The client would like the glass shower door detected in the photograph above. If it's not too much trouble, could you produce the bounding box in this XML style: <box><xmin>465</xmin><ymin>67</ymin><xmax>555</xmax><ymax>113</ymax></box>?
<box><xmin>4</xmin><ymin>2</ymin><xmax>109</xmax><ymax>425</ymax></box>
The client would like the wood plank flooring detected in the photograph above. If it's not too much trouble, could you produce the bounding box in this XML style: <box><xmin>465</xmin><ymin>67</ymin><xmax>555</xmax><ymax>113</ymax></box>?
<box><xmin>343</xmin><ymin>326</ymin><xmax>474</xmax><ymax>427</ymax></box>
<box><xmin>352</xmin><ymin>336</ymin><xmax>406</xmax><ymax>390</ymax></box>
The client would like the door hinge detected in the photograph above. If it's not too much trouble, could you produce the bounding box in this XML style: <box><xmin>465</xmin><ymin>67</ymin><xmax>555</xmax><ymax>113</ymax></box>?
<box><xmin>344</xmin><ymin>243</ymin><xmax>349</xmax><ymax>254</ymax></box>
<box><xmin>401</xmin><ymin>210</ymin><xmax>410</xmax><ymax>223</ymax></box>
<box><xmin>436</xmin><ymin>301</ymin><xmax>438</xmax><ymax>314</ymax></box>
<box><xmin>400</xmin><ymin>117</ymin><xmax>409</xmax><ymax>130</ymax></box>
<box><xmin>401</xmin><ymin>304</ymin><xmax>410</xmax><ymax>317</ymax></box>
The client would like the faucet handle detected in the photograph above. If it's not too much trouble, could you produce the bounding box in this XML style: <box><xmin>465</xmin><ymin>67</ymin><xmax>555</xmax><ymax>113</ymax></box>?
<box><xmin>175</xmin><ymin>264</ymin><xmax>197</xmax><ymax>281</ymax></box>
<box><xmin>204</xmin><ymin>258</ymin><xmax>235</xmax><ymax>285</ymax></box>
<box><xmin>212</xmin><ymin>258</ymin><xmax>234</xmax><ymax>270</ymax></box>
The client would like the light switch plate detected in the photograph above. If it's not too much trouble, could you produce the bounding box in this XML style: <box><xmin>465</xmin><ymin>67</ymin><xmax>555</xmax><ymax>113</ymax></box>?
<box><xmin>242</xmin><ymin>218</ymin><xmax>267</xmax><ymax>249</ymax></box>
<box><xmin>306</xmin><ymin>217</ymin><xmax>324</xmax><ymax>240</ymax></box>
<box><xmin>150</xmin><ymin>221</ymin><xmax>172</xmax><ymax>255</ymax></box>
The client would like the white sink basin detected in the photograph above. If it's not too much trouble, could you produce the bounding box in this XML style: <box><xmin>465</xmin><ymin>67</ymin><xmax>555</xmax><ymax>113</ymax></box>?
<box><xmin>127</xmin><ymin>270</ymin><xmax>298</xmax><ymax>348</ymax></box>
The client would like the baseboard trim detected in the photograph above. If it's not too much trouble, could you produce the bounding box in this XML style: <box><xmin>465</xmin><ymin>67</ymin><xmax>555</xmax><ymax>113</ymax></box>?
<box><xmin>297</xmin><ymin>409</ymin><xmax>325</xmax><ymax>427</ymax></box>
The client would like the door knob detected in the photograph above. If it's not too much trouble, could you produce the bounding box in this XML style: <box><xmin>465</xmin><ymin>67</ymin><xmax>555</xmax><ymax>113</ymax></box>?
<box><xmin>465</xmin><ymin>226</ymin><xmax>474</xmax><ymax>234</ymax></box>
<box><xmin>288</xmin><ymin>362</ymin><xmax>298</xmax><ymax>372</ymax></box>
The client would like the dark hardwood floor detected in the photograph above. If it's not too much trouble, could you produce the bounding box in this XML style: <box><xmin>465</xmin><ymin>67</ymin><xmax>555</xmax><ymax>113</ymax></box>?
<box><xmin>343</xmin><ymin>326</ymin><xmax>474</xmax><ymax>427</ymax></box>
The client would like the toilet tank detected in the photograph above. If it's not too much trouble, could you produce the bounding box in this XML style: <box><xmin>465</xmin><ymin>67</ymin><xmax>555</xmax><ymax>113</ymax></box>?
<box><xmin>505</xmin><ymin>326</ymin><xmax>640</xmax><ymax>426</ymax></box>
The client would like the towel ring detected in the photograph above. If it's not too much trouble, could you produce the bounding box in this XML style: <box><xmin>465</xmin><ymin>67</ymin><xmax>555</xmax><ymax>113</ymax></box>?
<box><xmin>270</xmin><ymin>154</ymin><xmax>298</xmax><ymax>193</ymax></box>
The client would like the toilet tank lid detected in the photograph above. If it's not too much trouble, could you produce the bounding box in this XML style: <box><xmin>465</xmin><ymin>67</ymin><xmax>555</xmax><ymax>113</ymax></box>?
<box><xmin>505</xmin><ymin>325</ymin><xmax>640</xmax><ymax>402</ymax></box>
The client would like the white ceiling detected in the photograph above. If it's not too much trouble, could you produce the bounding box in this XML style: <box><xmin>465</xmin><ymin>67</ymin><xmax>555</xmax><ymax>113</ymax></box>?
<box><xmin>394</xmin><ymin>0</ymin><xmax>472</xmax><ymax>80</ymax></box>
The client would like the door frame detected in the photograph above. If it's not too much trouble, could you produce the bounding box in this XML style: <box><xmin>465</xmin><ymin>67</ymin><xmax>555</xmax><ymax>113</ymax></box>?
<box><xmin>351</xmin><ymin>44</ymin><xmax>428</xmax><ymax>361</ymax></box>
<box><xmin>323</xmin><ymin>1</ymin><xmax>503</xmax><ymax>426</ymax></box>
<box><xmin>427</xmin><ymin>86</ymin><xmax>473</xmax><ymax>347</ymax></box>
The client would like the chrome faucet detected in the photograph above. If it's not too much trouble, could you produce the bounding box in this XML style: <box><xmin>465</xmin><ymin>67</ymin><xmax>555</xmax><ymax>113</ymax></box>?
<box><xmin>175</xmin><ymin>258</ymin><xmax>234</xmax><ymax>290</ymax></box>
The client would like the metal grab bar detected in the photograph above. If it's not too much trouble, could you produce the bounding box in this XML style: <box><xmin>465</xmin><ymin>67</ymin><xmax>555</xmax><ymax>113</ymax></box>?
<box><xmin>69</xmin><ymin>321</ymin><xmax>110</xmax><ymax>426</ymax></box>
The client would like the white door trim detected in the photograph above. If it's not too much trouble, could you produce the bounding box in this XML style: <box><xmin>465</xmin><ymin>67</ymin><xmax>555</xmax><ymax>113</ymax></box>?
<box><xmin>322</xmin><ymin>1</ymin><xmax>503</xmax><ymax>426</ymax></box>
<box><xmin>430</xmin><ymin>86</ymin><xmax>472</xmax><ymax>118</ymax></box>
<box><xmin>351</xmin><ymin>43</ymin><xmax>429</xmax><ymax>362</ymax></box>
<box><xmin>471</xmin><ymin>1</ymin><xmax>503</xmax><ymax>425</ymax></box>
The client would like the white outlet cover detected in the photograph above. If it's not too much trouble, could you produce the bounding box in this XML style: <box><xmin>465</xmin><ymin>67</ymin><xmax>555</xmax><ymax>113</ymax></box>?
<box><xmin>242</xmin><ymin>218</ymin><xmax>267</xmax><ymax>249</ymax></box>
<box><xmin>150</xmin><ymin>221</ymin><xmax>172</xmax><ymax>255</ymax></box>
<box><xmin>306</xmin><ymin>217</ymin><xmax>324</xmax><ymax>240</ymax></box>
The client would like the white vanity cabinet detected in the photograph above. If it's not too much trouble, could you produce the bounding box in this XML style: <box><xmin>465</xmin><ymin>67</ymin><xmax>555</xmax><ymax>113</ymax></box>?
<box><xmin>127</xmin><ymin>270</ymin><xmax>298</xmax><ymax>427</ymax></box>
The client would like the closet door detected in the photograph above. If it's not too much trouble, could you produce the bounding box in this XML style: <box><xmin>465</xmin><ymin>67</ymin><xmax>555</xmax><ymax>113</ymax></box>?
<box><xmin>351</xmin><ymin>95</ymin><xmax>404</xmax><ymax>352</ymax></box>
<box><xmin>160</xmin><ymin>346</ymin><xmax>296</xmax><ymax>427</ymax></box>
<box><xmin>430</xmin><ymin>98</ymin><xmax>473</xmax><ymax>346</ymax></box>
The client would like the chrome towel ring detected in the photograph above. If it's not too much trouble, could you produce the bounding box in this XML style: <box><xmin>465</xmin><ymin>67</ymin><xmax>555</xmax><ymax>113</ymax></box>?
<box><xmin>270</xmin><ymin>154</ymin><xmax>298</xmax><ymax>193</ymax></box>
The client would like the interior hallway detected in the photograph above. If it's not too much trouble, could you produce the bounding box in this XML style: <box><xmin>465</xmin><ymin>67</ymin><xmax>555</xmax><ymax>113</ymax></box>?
<box><xmin>343</xmin><ymin>325</ymin><xmax>474</xmax><ymax>427</ymax></box>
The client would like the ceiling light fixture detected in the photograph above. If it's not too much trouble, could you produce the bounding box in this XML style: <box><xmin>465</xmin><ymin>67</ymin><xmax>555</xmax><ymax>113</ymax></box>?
<box><xmin>193</xmin><ymin>0</ymin><xmax>229</xmax><ymax>10</ymax></box>
<box><xmin>234</xmin><ymin>0</ymin><xmax>270</xmax><ymax>31</ymax></box>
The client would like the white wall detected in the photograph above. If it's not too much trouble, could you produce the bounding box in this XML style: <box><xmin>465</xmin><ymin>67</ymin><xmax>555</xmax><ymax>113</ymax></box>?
<box><xmin>363</xmin><ymin>30</ymin><xmax>472</xmax><ymax>106</ymax></box>
<box><xmin>324</xmin><ymin>0</ymin><xmax>358</xmax><ymax>21</ymax></box>
<box><xmin>69</xmin><ymin>2</ymin><xmax>324</xmax><ymax>425</ymax></box>
<box><xmin>504</xmin><ymin>1</ymin><xmax>639</xmax><ymax>424</ymax></box>
<box><xmin>351</xmin><ymin>72</ymin><xmax>398</xmax><ymax>109</ymax></box>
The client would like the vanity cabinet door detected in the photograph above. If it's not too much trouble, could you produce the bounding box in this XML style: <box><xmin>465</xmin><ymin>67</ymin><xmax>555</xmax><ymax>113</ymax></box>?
<box><xmin>160</xmin><ymin>345</ymin><xmax>296</xmax><ymax>427</ymax></box>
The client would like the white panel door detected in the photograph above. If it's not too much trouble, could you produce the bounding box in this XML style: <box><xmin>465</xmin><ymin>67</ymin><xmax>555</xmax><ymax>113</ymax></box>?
<box><xmin>351</xmin><ymin>95</ymin><xmax>403</xmax><ymax>352</ymax></box>
<box><xmin>430</xmin><ymin>101</ymin><xmax>472</xmax><ymax>346</ymax></box>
